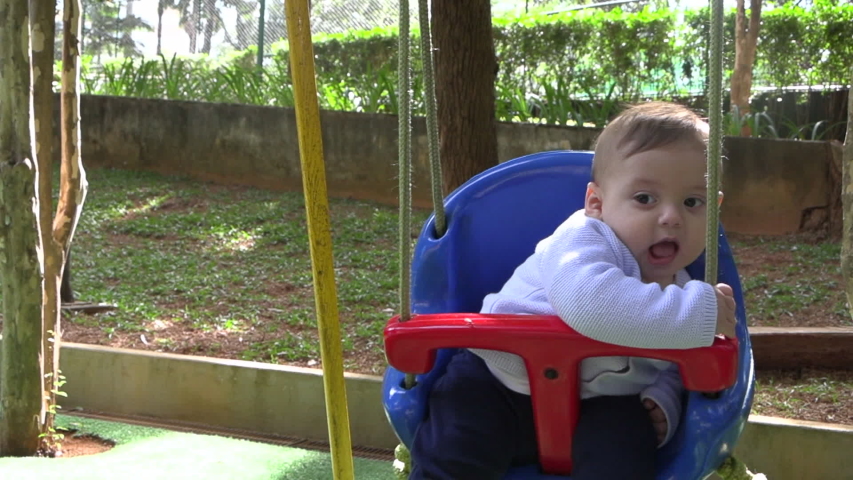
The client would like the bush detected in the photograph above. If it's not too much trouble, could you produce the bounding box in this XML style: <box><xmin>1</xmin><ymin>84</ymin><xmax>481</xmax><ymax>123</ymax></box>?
<box><xmin>78</xmin><ymin>3</ymin><xmax>853</xmax><ymax>130</ymax></box>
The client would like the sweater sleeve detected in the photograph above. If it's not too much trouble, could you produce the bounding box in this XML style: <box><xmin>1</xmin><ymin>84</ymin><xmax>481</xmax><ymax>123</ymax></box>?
<box><xmin>640</xmin><ymin>364</ymin><xmax>683</xmax><ymax>448</ymax></box>
<box><xmin>537</xmin><ymin>214</ymin><xmax>718</xmax><ymax>349</ymax></box>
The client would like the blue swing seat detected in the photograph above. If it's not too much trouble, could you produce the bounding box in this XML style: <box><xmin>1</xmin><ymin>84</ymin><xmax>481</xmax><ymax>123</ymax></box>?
<box><xmin>382</xmin><ymin>150</ymin><xmax>755</xmax><ymax>479</ymax></box>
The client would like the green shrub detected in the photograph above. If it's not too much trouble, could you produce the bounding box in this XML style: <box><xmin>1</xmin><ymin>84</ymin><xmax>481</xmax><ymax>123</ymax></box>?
<box><xmin>78</xmin><ymin>3</ymin><xmax>853</xmax><ymax>131</ymax></box>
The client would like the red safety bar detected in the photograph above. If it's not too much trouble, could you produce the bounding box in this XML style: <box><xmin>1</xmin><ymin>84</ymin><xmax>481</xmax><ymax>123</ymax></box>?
<box><xmin>384</xmin><ymin>313</ymin><xmax>739</xmax><ymax>475</ymax></box>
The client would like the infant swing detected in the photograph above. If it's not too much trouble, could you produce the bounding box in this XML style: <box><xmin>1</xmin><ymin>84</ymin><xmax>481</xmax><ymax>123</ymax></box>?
<box><xmin>382</xmin><ymin>1</ymin><xmax>758</xmax><ymax>479</ymax></box>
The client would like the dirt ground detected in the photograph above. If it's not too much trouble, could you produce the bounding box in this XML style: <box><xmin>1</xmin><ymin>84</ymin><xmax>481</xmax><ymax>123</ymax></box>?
<box><xmin>46</xmin><ymin>432</ymin><xmax>114</xmax><ymax>458</ymax></box>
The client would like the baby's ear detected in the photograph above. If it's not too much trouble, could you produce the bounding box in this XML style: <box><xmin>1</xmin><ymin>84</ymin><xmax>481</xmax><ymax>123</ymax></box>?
<box><xmin>584</xmin><ymin>182</ymin><xmax>603</xmax><ymax>218</ymax></box>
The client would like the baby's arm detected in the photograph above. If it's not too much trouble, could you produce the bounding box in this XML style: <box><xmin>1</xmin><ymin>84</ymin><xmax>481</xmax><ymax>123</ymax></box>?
<box><xmin>539</xmin><ymin>216</ymin><xmax>718</xmax><ymax>349</ymax></box>
<box><xmin>640</xmin><ymin>364</ymin><xmax>683</xmax><ymax>447</ymax></box>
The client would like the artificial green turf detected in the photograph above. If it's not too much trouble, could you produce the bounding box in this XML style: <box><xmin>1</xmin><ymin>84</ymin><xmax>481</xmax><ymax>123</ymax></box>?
<box><xmin>0</xmin><ymin>415</ymin><xmax>396</xmax><ymax>480</ymax></box>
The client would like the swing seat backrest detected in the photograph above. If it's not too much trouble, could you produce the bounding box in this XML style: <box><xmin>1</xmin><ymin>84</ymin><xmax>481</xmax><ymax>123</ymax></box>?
<box><xmin>382</xmin><ymin>150</ymin><xmax>755</xmax><ymax>479</ymax></box>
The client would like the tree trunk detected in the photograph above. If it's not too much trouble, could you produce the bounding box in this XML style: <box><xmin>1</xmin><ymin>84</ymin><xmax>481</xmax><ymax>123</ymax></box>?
<box><xmin>30</xmin><ymin>0</ymin><xmax>61</xmax><ymax>451</ymax></box>
<box><xmin>202</xmin><ymin>0</ymin><xmax>214</xmax><ymax>54</ymax></box>
<box><xmin>157</xmin><ymin>0</ymin><xmax>165</xmax><ymax>56</ymax></box>
<box><xmin>431</xmin><ymin>0</ymin><xmax>498</xmax><ymax>195</ymax></box>
<box><xmin>841</xmin><ymin>86</ymin><xmax>853</xmax><ymax>319</ymax></box>
<box><xmin>730</xmin><ymin>0</ymin><xmax>762</xmax><ymax>136</ymax></box>
<box><xmin>828</xmin><ymin>141</ymin><xmax>843</xmax><ymax>239</ymax></box>
<box><xmin>57</xmin><ymin>0</ymin><xmax>88</xmax><ymax>296</ymax></box>
<box><xmin>60</xmin><ymin>252</ymin><xmax>74</xmax><ymax>302</ymax></box>
<box><xmin>190</xmin><ymin>0</ymin><xmax>201</xmax><ymax>53</ymax></box>
<box><xmin>0</xmin><ymin>0</ymin><xmax>46</xmax><ymax>456</ymax></box>
<box><xmin>122</xmin><ymin>0</ymin><xmax>134</xmax><ymax>55</ymax></box>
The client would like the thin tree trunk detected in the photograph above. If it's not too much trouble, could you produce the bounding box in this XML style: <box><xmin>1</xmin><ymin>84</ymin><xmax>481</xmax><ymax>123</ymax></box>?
<box><xmin>60</xmin><ymin>252</ymin><xmax>74</xmax><ymax>302</ymax></box>
<box><xmin>0</xmin><ymin>0</ymin><xmax>46</xmax><ymax>457</ymax></box>
<box><xmin>30</xmin><ymin>0</ymin><xmax>60</xmax><ymax>450</ymax></box>
<box><xmin>190</xmin><ymin>0</ymin><xmax>201</xmax><ymax>53</ymax></box>
<box><xmin>157</xmin><ymin>0</ymin><xmax>165</xmax><ymax>55</ymax></box>
<box><xmin>123</xmin><ymin>0</ymin><xmax>134</xmax><ymax>55</ymax></box>
<box><xmin>841</xmin><ymin>86</ymin><xmax>853</xmax><ymax>319</ymax></box>
<box><xmin>431</xmin><ymin>0</ymin><xmax>498</xmax><ymax>195</ymax></box>
<box><xmin>202</xmin><ymin>0</ymin><xmax>214</xmax><ymax>54</ymax></box>
<box><xmin>730</xmin><ymin>0</ymin><xmax>762</xmax><ymax>136</ymax></box>
<box><xmin>40</xmin><ymin>0</ymin><xmax>87</xmax><ymax>452</ymax></box>
<box><xmin>58</xmin><ymin>0</ymin><xmax>88</xmax><ymax>288</ymax></box>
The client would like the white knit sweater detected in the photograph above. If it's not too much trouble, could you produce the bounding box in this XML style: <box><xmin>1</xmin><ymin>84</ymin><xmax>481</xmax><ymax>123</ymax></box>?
<box><xmin>470</xmin><ymin>210</ymin><xmax>719</xmax><ymax>446</ymax></box>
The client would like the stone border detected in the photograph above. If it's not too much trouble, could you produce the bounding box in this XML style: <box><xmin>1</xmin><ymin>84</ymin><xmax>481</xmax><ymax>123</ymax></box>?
<box><xmin>54</xmin><ymin>342</ymin><xmax>851</xmax><ymax>480</ymax></box>
<box><xmin>58</xmin><ymin>342</ymin><xmax>397</xmax><ymax>449</ymax></box>
<box><xmin>723</xmin><ymin>415</ymin><xmax>853</xmax><ymax>480</ymax></box>
<box><xmin>749</xmin><ymin>326</ymin><xmax>853</xmax><ymax>370</ymax></box>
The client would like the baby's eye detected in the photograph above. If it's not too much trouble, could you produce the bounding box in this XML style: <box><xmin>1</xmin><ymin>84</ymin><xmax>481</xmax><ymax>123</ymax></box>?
<box><xmin>633</xmin><ymin>193</ymin><xmax>655</xmax><ymax>205</ymax></box>
<box><xmin>684</xmin><ymin>197</ymin><xmax>706</xmax><ymax>208</ymax></box>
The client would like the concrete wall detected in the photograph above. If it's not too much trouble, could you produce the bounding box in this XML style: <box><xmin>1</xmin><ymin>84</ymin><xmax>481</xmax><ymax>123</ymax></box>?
<box><xmin>720</xmin><ymin>137</ymin><xmax>833</xmax><ymax>235</ymax></box>
<box><xmin>59</xmin><ymin>95</ymin><xmax>834</xmax><ymax>235</ymax></box>
<box><xmin>57</xmin><ymin>94</ymin><xmax>597</xmax><ymax>208</ymax></box>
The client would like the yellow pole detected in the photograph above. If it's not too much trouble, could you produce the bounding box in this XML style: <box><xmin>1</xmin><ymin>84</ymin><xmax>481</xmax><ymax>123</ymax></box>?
<box><xmin>283</xmin><ymin>2</ymin><xmax>355</xmax><ymax>479</ymax></box>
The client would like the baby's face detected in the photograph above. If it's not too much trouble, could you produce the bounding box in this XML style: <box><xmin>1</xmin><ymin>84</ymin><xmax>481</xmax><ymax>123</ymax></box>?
<box><xmin>586</xmin><ymin>142</ymin><xmax>711</xmax><ymax>286</ymax></box>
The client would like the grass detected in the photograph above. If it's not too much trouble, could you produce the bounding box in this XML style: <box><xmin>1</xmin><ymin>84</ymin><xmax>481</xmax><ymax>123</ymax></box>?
<box><xmin>731</xmin><ymin>234</ymin><xmax>851</xmax><ymax>327</ymax></box>
<box><xmin>752</xmin><ymin>369</ymin><xmax>853</xmax><ymax>424</ymax></box>
<box><xmin>2</xmin><ymin>169</ymin><xmax>852</xmax><ymax>421</ymax></box>
<box><xmin>59</xmin><ymin>168</ymin><xmax>428</xmax><ymax>373</ymax></box>
<box><xmin>10</xmin><ymin>169</ymin><xmax>851</xmax><ymax>368</ymax></box>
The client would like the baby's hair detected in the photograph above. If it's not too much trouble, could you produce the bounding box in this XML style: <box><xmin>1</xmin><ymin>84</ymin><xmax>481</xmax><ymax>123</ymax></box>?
<box><xmin>591</xmin><ymin>102</ymin><xmax>712</xmax><ymax>182</ymax></box>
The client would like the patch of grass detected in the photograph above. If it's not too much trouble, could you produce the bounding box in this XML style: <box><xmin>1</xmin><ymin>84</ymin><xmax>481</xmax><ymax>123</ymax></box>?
<box><xmin>793</xmin><ymin>242</ymin><xmax>841</xmax><ymax>265</ymax></box>
<box><xmin>752</xmin><ymin>369</ymin><xmax>853</xmax><ymax>424</ymax></box>
<box><xmin>6</xmin><ymin>169</ymin><xmax>853</xmax><ymax>426</ymax></box>
<box><xmin>729</xmin><ymin>234</ymin><xmax>849</xmax><ymax>326</ymax></box>
<box><xmin>241</xmin><ymin>333</ymin><xmax>320</xmax><ymax>363</ymax></box>
<box><xmin>37</xmin><ymin>168</ymin><xmax>429</xmax><ymax>371</ymax></box>
<box><xmin>8</xmin><ymin>169</ymin><xmax>851</xmax><ymax>382</ymax></box>
<box><xmin>741</xmin><ymin>273</ymin><xmax>769</xmax><ymax>292</ymax></box>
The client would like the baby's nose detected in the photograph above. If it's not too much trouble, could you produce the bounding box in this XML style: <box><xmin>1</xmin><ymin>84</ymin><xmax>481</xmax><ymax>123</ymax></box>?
<box><xmin>659</xmin><ymin>206</ymin><xmax>682</xmax><ymax>226</ymax></box>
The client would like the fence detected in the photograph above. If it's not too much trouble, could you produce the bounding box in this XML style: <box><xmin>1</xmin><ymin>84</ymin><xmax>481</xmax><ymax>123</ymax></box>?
<box><xmin>52</xmin><ymin>1</ymin><xmax>849</xmax><ymax>141</ymax></box>
<box><xmin>57</xmin><ymin>0</ymin><xmax>410</xmax><ymax>67</ymax></box>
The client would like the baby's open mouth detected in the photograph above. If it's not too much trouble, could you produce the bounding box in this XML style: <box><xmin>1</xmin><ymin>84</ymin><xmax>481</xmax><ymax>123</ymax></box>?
<box><xmin>649</xmin><ymin>240</ymin><xmax>679</xmax><ymax>264</ymax></box>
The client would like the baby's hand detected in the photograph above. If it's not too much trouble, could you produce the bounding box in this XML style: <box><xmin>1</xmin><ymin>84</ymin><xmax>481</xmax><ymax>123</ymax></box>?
<box><xmin>643</xmin><ymin>398</ymin><xmax>667</xmax><ymax>445</ymax></box>
<box><xmin>715</xmin><ymin>283</ymin><xmax>737</xmax><ymax>338</ymax></box>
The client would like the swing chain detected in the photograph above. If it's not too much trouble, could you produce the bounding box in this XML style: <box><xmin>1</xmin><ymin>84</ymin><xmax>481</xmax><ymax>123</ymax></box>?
<box><xmin>397</xmin><ymin>0</ymin><xmax>412</xmax><ymax>326</ymax></box>
<box><xmin>397</xmin><ymin>0</ymin><xmax>445</xmax><ymax>389</ymax></box>
<box><xmin>418</xmin><ymin>0</ymin><xmax>446</xmax><ymax>237</ymax></box>
<box><xmin>705</xmin><ymin>0</ymin><xmax>724</xmax><ymax>284</ymax></box>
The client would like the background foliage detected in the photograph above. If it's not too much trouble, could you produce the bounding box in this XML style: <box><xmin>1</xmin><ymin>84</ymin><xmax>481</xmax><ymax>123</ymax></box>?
<box><xmin>73</xmin><ymin>3</ymin><xmax>852</xmax><ymax>135</ymax></box>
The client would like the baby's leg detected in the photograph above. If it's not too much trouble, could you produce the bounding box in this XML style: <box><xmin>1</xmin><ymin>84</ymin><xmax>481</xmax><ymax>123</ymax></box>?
<box><xmin>570</xmin><ymin>395</ymin><xmax>657</xmax><ymax>480</ymax></box>
<box><xmin>409</xmin><ymin>350</ymin><xmax>538</xmax><ymax>480</ymax></box>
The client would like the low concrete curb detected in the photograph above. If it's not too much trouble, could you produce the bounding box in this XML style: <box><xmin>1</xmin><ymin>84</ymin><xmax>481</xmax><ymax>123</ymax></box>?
<box><xmin>728</xmin><ymin>415</ymin><xmax>853</xmax><ymax>480</ymax></box>
<box><xmin>59</xmin><ymin>343</ymin><xmax>397</xmax><ymax>449</ymax></box>
<box><xmin>56</xmin><ymin>343</ymin><xmax>852</xmax><ymax>480</ymax></box>
<box><xmin>749</xmin><ymin>326</ymin><xmax>853</xmax><ymax>370</ymax></box>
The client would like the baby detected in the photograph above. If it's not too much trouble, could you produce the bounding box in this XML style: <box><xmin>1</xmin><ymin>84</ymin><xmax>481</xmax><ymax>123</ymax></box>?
<box><xmin>408</xmin><ymin>102</ymin><xmax>738</xmax><ymax>480</ymax></box>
